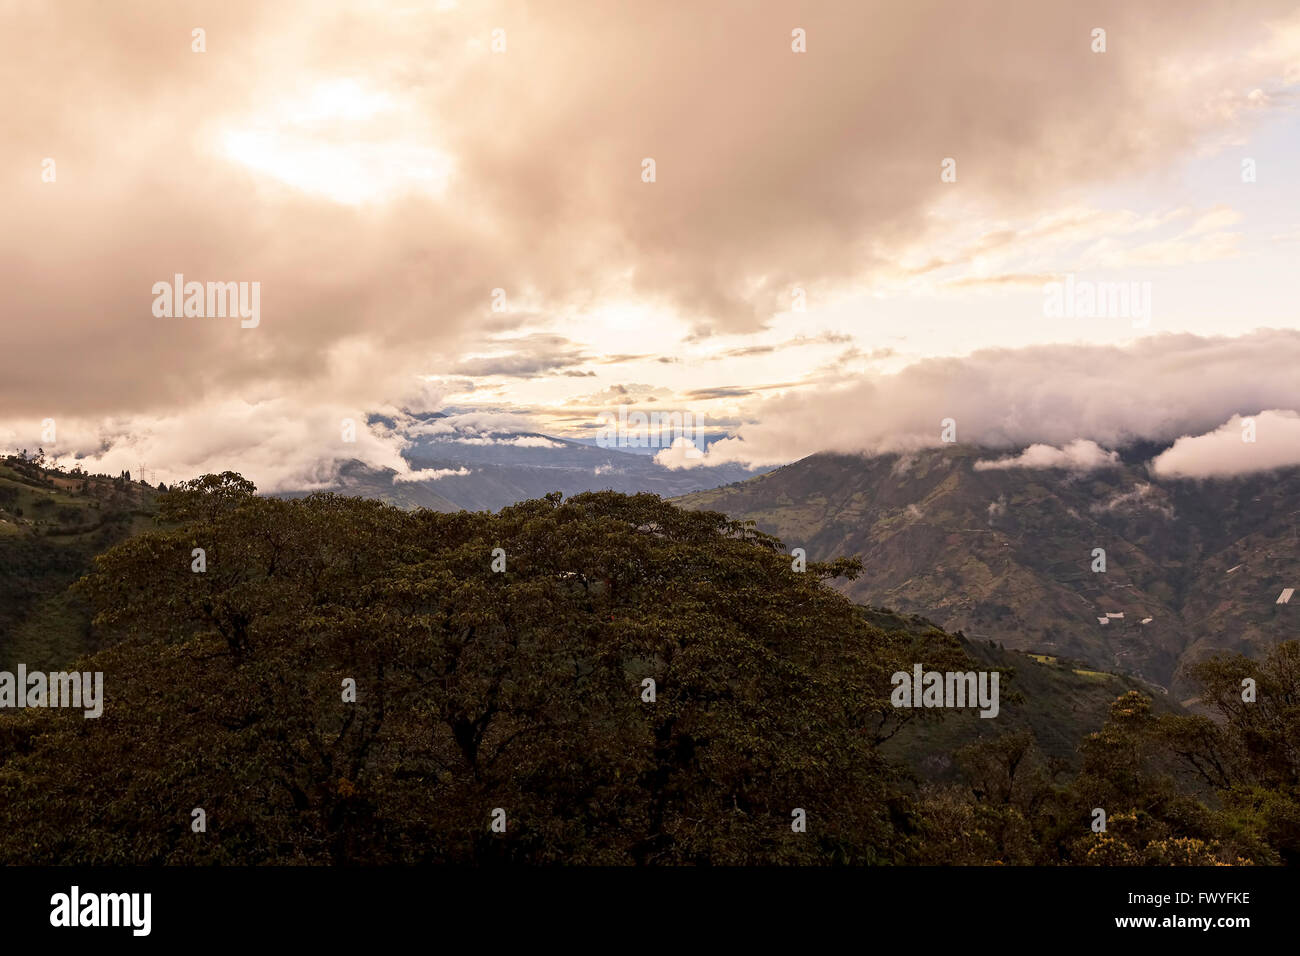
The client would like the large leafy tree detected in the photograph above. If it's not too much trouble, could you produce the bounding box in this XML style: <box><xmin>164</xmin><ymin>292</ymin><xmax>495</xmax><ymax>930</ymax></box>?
<box><xmin>0</xmin><ymin>477</ymin><xmax>959</xmax><ymax>864</ymax></box>
<box><xmin>1151</xmin><ymin>643</ymin><xmax>1300</xmax><ymax>864</ymax></box>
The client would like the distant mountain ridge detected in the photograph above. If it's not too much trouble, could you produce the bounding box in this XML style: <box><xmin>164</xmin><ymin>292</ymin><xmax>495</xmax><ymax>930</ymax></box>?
<box><xmin>282</xmin><ymin>412</ymin><xmax>767</xmax><ymax>512</ymax></box>
<box><xmin>677</xmin><ymin>446</ymin><xmax>1300</xmax><ymax>697</ymax></box>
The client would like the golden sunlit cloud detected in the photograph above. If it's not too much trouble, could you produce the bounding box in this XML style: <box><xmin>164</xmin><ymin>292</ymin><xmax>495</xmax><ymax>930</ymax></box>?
<box><xmin>219</xmin><ymin>79</ymin><xmax>454</xmax><ymax>204</ymax></box>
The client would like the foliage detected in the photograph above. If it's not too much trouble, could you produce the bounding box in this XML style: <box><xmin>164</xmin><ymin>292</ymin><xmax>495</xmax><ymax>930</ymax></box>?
<box><xmin>2</xmin><ymin>471</ymin><xmax>1296</xmax><ymax>866</ymax></box>
<box><xmin>0</xmin><ymin>477</ymin><xmax>959</xmax><ymax>864</ymax></box>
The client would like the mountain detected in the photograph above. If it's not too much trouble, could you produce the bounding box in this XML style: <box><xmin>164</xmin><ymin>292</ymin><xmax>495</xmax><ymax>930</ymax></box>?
<box><xmin>677</xmin><ymin>446</ymin><xmax>1300</xmax><ymax>698</ymax></box>
<box><xmin>861</xmin><ymin>606</ymin><xmax>1179</xmax><ymax>780</ymax></box>
<box><xmin>277</xmin><ymin>460</ymin><xmax>463</xmax><ymax>512</ymax></box>
<box><xmin>0</xmin><ymin>456</ymin><xmax>158</xmax><ymax>668</ymax></box>
<box><xmin>284</xmin><ymin>412</ymin><xmax>768</xmax><ymax>511</ymax></box>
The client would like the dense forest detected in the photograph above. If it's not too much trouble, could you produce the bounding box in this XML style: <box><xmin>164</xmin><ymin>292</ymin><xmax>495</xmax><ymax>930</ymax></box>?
<box><xmin>0</xmin><ymin>473</ymin><xmax>1296</xmax><ymax>864</ymax></box>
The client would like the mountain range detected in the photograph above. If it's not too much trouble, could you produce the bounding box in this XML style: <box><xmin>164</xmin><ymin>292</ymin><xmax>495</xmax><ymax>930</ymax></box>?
<box><xmin>677</xmin><ymin>445</ymin><xmax>1300</xmax><ymax>699</ymax></box>
<box><xmin>282</xmin><ymin>411</ymin><xmax>766</xmax><ymax>512</ymax></box>
<box><xmin>15</xmin><ymin>427</ymin><xmax>1298</xmax><ymax>704</ymax></box>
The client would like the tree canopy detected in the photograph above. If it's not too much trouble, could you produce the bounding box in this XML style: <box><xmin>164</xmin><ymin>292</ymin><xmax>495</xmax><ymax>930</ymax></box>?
<box><xmin>0</xmin><ymin>477</ymin><xmax>959</xmax><ymax>864</ymax></box>
<box><xmin>1</xmin><ymin>474</ymin><xmax>1296</xmax><ymax>866</ymax></box>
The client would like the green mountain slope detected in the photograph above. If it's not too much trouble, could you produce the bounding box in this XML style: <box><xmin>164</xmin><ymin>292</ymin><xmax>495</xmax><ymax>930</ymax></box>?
<box><xmin>0</xmin><ymin>457</ymin><xmax>158</xmax><ymax>668</ymax></box>
<box><xmin>679</xmin><ymin>447</ymin><xmax>1300</xmax><ymax>697</ymax></box>
<box><xmin>859</xmin><ymin>607</ymin><xmax>1179</xmax><ymax>780</ymax></box>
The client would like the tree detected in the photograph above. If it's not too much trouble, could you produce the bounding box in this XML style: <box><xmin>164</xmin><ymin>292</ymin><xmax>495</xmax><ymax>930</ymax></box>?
<box><xmin>0</xmin><ymin>478</ymin><xmax>963</xmax><ymax>864</ymax></box>
<box><xmin>1153</xmin><ymin>643</ymin><xmax>1300</xmax><ymax>864</ymax></box>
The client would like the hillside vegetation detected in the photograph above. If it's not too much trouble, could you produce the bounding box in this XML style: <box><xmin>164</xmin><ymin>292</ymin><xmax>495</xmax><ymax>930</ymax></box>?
<box><xmin>679</xmin><ymin>447</ymin><xmax>1300</xmax><ymax>697</ymax></box>
<box><xmin>1</xmin><ymin>474</ymin><xmax>1296</xmax><ymax>865</ymax></box>
<box><xmin>860</xmin><ymin>607</ymin><xmax>1179</xmax><ymax>778</ymax></box>
<box><xmin>0</xmin><ymin>455</ymin><xmax>158</xmax><ymax>668</ymax></box>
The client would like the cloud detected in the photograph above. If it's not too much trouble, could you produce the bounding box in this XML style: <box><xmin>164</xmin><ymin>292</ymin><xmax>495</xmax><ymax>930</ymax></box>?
<box><xmin>1150</xmin><ymin>410</ymin><xmax>1300</xmax><ymax>477</ymax></box>
<box><xmin>975</xmin><ymin>440</ymin><xmax>1119</xmax><ymax>471</ymax></box>
<box><xmin>1090</xmin><ymin>483</ymin><xmax>1175</xmax><ymax>519</ymax></box>
<box><xmin>987</xmin><ymin>496</ymin><xmax>1007</xmax><ymax>525</ymax></box>
<box><xmin>23</xmin><ymin>331</ymin><xmax>1300</xmax><ymax>489</ymax></box>
<box><xmin>30</xmin><ymin>398</ymin><xmax>419</xmax><ymax>494</ymax></box>
<box><xmin>21</xmin><ymin>404</ymin><xmax>529</xmax><ymax>494</ymax></box>
<box><xmin>683</xmin><ymin>387</ymin><xmax>759</xmax><ymax>401</ymax></box>
<box><xmin>6</xmin><ymin>0</ymin><xmax>1299</xmax><ymax>419</ymax></box>
<box><xmin>653</xmin><ymin>436</ymin><xmax>706</xmax><ymax>470</ymax></box>
<box><xmin>451</xmin><ymin>335</ymin><xmax>590</xmax><ymax>378</ymax></box>
<box><xmin>568</xmin><ymin>384</ymin><xmax>673</xmax><ymax>407</ymax></box>
<box><xmin>5</xmin><ymin>2</ymin><xmax>1300</xmax><ymax>486</ymax></box>
<box><xmin>690</xmin><ymin>330</ymin><xmax>1300</xmax><ymax>470</ymax></box>
<box><xmin>401</xmin><ymin>410</ymin><xmax>536</xmax><ymax>438</ymax></box>
<box><xmin>496</xmin><ymin>436</ymin><xmax>563</xmax><ymax>448</ymax></box>
<box><xmin>715</xmin><ymin>332</ymin><xmax>854</xmax><ymax>359</ymax></box>
<box><xmin>394</xmin><ymin>465</ymin><xmax>470</xmax><ymax>483</ymax></box>
<box><xmin>915</xmin><ymin>204</ymin><xmax>1242</xmax><ymax>290</ymax></box>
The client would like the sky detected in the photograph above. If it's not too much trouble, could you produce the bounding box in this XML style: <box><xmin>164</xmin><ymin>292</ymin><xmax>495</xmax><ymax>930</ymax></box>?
<box><xmin>3</xmin><ymin>0</ymin><xmax>1300</xmax><ymax>490</ymax></box>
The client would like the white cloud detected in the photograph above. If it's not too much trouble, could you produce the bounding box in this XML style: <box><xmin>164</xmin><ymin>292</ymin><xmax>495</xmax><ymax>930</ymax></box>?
<box><xmin>38</xmin><ymin>398</ymin><xmax>418</xmax><ymax>493</ymax></box>
<box><xmin>1090</xmin><ymin>483</ymin><xmax>1175</xmax><ymax>519</ymax></box>
<box><xmin>686</xmin><ymin>330</ymin><xmax>1300</xmax><ymax>472</ymax></box>
<box><xmin>987</xmin><ymin>496</ymin><xmax>1007</xmax><ymax>524</ymax></box>
<box><xmin>1150</xmin><ymin>409</ymin><xmax>1300</xmax><ymax>477</ymax></box>
<box><xmin>975</xmin><ymin>439</ymin><xmax>1119</xmax><ymax>471</ymax></box>
<box><xmin>502</xmin><ymin>436</ymin><xmax>564</xmax><ymax>448</ymax></box>
<box><xmin>394</xmin><ymin>465</ymin><xmax>470</xmax><ymax>483</ymax></box>
<box><xmin>403</xmin><ymin>411</ymin><xmax>537</xmax><ymax>439</ymax></box>
<box><xmin>653</xmin><ymin>436</ymin><xmax>706</xmax><ymax>470</ymax></box>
